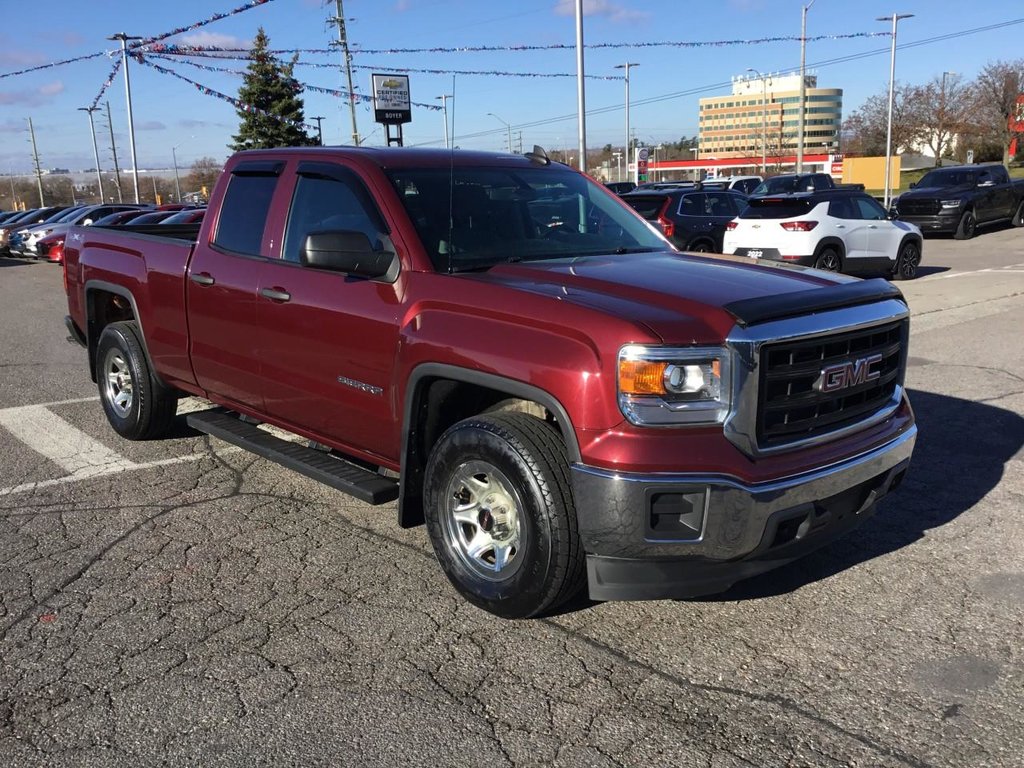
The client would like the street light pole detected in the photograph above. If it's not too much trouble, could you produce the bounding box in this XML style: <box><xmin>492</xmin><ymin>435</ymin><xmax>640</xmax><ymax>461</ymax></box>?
<box><xmin>487</xmin><ymin>112</ymin><xmax>512</xmax><ymax>152</ymax></box>
<box><xmin>746</xmin><ymin>68</ymin><xmax>769</xmax><ymax>173</ymax></box>
<box><xmin>613</xmin><ymin>151</ymin><xmax>622</xmax><ymax>182</ymax></box>
<box><xmin>171</xmin><ymin>145</ymin><xmax>182</xmax><ymax>202</ymax></box>
<box><xmin>108</xmin><ymin>32</ymin><xmax>143</xmax><ymax>203</ymax></box>
<box><xmin>574</xmin><ymin>0</ymin><xmax>588</xmax><ymax>174</ymax></box>
<box><xmin>437</xmin><ymin>95</ymin><xmax>452</xmax><ymax>149</ymax></box>
<box><xmin>877</xmin><ymin>12</ymin><xmax>914</xmax><ymax>209</ymax></box>
<box><xmin>614</xmin><ymin>62</ymin><xmax>638</xmax><ymax>177</ymax></box>
<box><xmin>78</xmin><ymin>107</ymin><xmax>105</xmax><ymax>203</ymax></box>
<box><xmin>797</xmin><ymin>0</ymin><xmax>815</xmax><ymax>172</ymax></box>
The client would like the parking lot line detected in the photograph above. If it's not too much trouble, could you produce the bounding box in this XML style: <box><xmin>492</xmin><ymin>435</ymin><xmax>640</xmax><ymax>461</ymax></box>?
<box><xmin>920</xmin><ymin>263</ymin><xmax>1024</xmax><ymax>281</ymax></box>
<box><xmin>0</xmin><ymin>405</ymin><xmax>136</xmax><ymax>478</ymax></box>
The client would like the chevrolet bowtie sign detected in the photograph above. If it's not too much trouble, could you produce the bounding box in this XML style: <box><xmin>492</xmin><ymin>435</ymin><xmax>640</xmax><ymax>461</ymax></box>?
<box><xmin>372</xmin><ymin>73</ymin><xmax>412</xmax><ymax>125</ymax></box>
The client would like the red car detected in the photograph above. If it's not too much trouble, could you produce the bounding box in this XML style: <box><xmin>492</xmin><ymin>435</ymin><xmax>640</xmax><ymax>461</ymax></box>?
<box><xmin>37</xmin><ymin>232</ymin><xmax>66</xmax><ymax>264</ymax></box>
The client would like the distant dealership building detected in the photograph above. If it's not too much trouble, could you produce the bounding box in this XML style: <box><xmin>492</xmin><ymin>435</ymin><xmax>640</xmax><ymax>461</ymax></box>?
<box><xmin>697</xmin><ymin>74</ymin><xmax>842</xmax><ymax>160</ymax></box>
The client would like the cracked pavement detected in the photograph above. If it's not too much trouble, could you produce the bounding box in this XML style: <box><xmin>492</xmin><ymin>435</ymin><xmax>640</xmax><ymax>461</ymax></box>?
<box><xmin>1</xmin><ymin>228</ymin><xmax>1022</xmax><ymax>767</ymax></box>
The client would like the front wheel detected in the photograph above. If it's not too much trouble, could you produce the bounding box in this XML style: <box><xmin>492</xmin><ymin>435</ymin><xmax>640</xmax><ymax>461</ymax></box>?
<box><xmin>1011</xmin><ymin>201</ymin><xmax>1024</xmax><ymax>228</ymax></box>
<box><xmin>96</xmin><ymin>321</ymin><xmax>177</xmax><ymax>440</ymax></box>
<box><xmin>423</xmin><ymin>413</ymin><xmax>585</xmax><ymax>618</ymax></box>
<box><xmin>813</xmin><ymin>247</ymin><xmax>842</xmax><ymax>273</ymax></box>
<box><xmin>892</xmin><ymin>240</ymin><xmax>921</xmax><ymax>280</ymax></box>
<box><xmin>954</xmin><ymin>210</ymin><xmax>976</xmax><ymax>240</ymax></box>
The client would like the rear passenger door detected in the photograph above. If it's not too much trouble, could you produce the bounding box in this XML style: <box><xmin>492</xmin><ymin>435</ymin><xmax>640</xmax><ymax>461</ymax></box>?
<box><xmin>827</xmin><ymin>197</ymin><xmax>871</xmax><ymax>260</ymax></box>
<box><xmin>255</xmin><ymin>161</ymin><xmax>403</xmax><ymax>462</ymax></box>
<box><xmin>187</xmin><ymin>160</ymin><xmax>282</xmax><ymax>411</ymax></box>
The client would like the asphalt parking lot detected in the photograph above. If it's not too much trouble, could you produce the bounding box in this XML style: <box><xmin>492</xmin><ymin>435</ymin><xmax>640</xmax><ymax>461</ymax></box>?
<box><xmin>1</xmin><ymin>229</ymin><xmax>1022</xmax><ymax>767</ymax></box>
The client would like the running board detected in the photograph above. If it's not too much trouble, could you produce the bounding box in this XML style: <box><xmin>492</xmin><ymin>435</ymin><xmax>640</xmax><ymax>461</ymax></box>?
<box><xmin>187</xmin><ymin>409</ymin><xmax>399</xmax><ymax>505</ymax></box>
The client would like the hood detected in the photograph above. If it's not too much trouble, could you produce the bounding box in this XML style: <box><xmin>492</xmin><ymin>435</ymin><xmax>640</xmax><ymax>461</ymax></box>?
<box><xmin>463</xmin><ymin>251</ymin><xmax>854</xmax><ymax>343</ymax></box>
<box><xmin>900</xmin><ymin>183</ymin><xmax>974</xmax><ymax>200</ymax></box>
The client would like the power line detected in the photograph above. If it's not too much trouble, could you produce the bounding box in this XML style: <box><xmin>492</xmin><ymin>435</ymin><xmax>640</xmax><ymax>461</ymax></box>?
<box><xmin>412</xmin><ymin>16</ymin><xmax>1024</xmax><ymax>146</ymax></box>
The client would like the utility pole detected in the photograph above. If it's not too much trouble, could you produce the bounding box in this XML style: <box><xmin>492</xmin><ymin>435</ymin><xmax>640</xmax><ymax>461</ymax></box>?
<box><xmin>27</xmin><ymin>117</ymin><xmax>45</xmax><ymax>207</ymax></box>
<box><xmin>172</xmin><ymin>145</ymin><xmax>182</xmax><ymax>202</ymax></box>
<box><xmin>574</xmin><ymin>0</ymin><xmax>588</xmax><ymax>174</ymax></box>
<box><xmin>105</xmin><ymin>101</ymin><xmax>124</xmax><ymax>203</ymax></box>
<box><xmin>797</xmin><ymin>0</ymin><xmax>815</xmax><ymax>172</ymax></box>
<box><xmin>878</xmin><ymin>12</ymin><xmax>914</xmax><ymax>210</ymax></box>
<box><xmin>614</xmin><ymin>62</ymin><xmax>638</xmax><ymax>178</ymax></box>
<box><xmin>939</xmin><ymin>71</ymin><xmax>955</xmax><ymax>167</ymax></box>
<box><xmin>333</xmin><ymin>0</ymin><xmax>360</xmax><ymax>146</ymax></box>
<box><xmin>108</xmin><ymin>32</ymin><xmax>143</xmax><ymax>203</ymax></box>
<box><xmin>436</xmin><ymin>95</ymin><xmax>452</xmax><ymax>148</ymax></box>
<box><xmin>310</xmin><ymin>116</ymin><xmax>325</xmax><ymax>145</ymax></box>
<box><xmin>488</xmin><ymin>113</ymin><xmax>513</xmax><ymax>152</ymax></box>
<box><xmin>78</xmin><ymin>107</ymin><xmax>105</xmax><ymax>203</ymax></box>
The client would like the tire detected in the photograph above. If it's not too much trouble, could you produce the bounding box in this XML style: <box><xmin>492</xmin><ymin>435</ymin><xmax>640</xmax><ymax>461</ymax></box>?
<box><xmin>813</xmin><ymin>247</ymin><xmax>842</xmax><ymax>273</ymax></box>
<box><xmin>688</xmin><ymin>239</ymin><xmax>714</xmax><ymax>253</ymax></box>
<box><xmin>1012</xmin><ymin>201</ymin><xmax>1024</xmax><ymax>228</ymax></box>
<box><xmin>892</xmin><ymin>239</ymin><xmax>921</xmax><ymax>281</ymax></box>
<box><xmin>954</xmin><ymin>209</ymin><xmax>976</xmax><ymax>240</ymax></box>
<box><xmin>423</xmin><ymin>413</ymin><xmax>585</xmax><ymax>619</ymax></box>
<box><xmin>96</xmin><ymin>321</ymin><xmax>177</xmax><ymax>440</ymax></box>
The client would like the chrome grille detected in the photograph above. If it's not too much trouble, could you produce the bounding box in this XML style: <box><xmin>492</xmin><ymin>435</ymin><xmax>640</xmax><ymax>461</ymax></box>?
<box><xmin>757</xmin><ymin>320</ymin><xmax>905</xmax><ymax>447</ymax></box>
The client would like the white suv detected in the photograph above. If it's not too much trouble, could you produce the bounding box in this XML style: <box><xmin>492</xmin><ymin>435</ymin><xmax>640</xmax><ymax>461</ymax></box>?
<box><xmin>722</xmin><ymin>191</ymin><xmax>924</xmax><ymax>279</ymax></box>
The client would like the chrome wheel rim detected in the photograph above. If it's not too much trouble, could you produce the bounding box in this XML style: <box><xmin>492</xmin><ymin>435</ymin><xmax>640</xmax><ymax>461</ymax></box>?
<box><xmin>443</xmin><ymin>460</ymin><xmax>524</xmax><ymax>581</ymax></box>
<box><xmin>104</xmin><ymin>351</ymin><xmax>134</xmax><ymax>417</ymax></box>
<box><xmin>964</xmin><ymin>215</ymin><xmax>975</xmax><ymax>237</ymax></box>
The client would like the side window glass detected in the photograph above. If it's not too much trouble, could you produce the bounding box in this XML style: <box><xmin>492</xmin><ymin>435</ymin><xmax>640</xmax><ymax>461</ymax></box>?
<box><xmin>678</xmin><ymin>194</ymin><xmax>702</xmax><ymax>216</ymax></box>
<box><xmin>829</xmin><ymin>198</ymin><xmax>853</xmax><ymax>219</ymax></box>
<box><xmin>706</xmin><ymin>194</ymin><xmax>733</xmax><ymax>217</ymax></box>
<box><xmin>855</xmin><ymin>197</ymin><xmax>887</xmax><ymax>221</ymax></box>
<box><xmin>213</xmin><ymin>173</ymin><xmax>278</xmax><ymax>255</ymax></box>
<box><xmin>283</xmin><ymin>173</ymin><xmax>386</xmax><ymax>264</ymax></box>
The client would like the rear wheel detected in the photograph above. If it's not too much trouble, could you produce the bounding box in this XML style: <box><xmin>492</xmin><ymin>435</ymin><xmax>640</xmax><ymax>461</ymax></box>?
<box><xmin>96</xmin><ymin>321</ymin><xmax>177</xmax><ymax>440</ymax></box>
<box><xmin>423</xmin><ymin>413</ymin><xmax>585</xmax><ymax>619</ymax></box>
<box><xmin>954</xmin><ymin>210</ymin><xmax>976</xmax><ymax>240</ymax></box>
<box><xmin>892</xmin><ymin>240</ymin><xmax>921</xmax><ymax>280</ymax></box>
<box><xmin>687</xmin><ymin>239</ymin><xmax>714</xmax><ymax>253</ymax></box>
<box><xmin>813</xmin><ymin>247</ymin><xmax>842</xmax><ymax>273</ymax></box>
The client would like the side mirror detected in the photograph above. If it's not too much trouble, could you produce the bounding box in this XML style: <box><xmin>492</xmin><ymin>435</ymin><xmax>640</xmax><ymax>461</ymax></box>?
<box><xmin>82</xmin><ymin>219</ymin><xmax>94</xmax><ymax>226</ymax></box>
<box><xmin>909</xmin><ymin>182</ymin><xmax>917</xmax><ymax>189</ymax></box>
<box><xmin>301</xmin><ymin>230</ymin><xmax>397</xmax><ymax>280</ymax></box>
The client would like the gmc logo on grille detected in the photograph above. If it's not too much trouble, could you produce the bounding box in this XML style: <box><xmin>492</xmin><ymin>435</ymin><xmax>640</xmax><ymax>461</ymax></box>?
<box><xmin>814</xmin><ymin>353</ymin><xmax>883</xmax><ymax>393</ymax></box>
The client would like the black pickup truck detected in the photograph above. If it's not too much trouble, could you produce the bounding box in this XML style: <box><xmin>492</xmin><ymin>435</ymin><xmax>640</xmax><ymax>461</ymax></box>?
<box><xmin>893</xmin><ymin>164</ymin><xmax>1024</xmax><ymax>239</ymax></box>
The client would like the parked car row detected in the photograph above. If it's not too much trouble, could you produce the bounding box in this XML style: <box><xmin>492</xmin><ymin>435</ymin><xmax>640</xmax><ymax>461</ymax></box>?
<box><xmin>1</xmin><ymin>203</ymin><xmax>205</xmax><ymax>264</ymax></box>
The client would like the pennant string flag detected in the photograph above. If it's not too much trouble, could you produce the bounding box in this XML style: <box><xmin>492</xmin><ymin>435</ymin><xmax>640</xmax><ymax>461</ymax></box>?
<box><xmin>132</xmin><ymin>0</ymin><xmax>276</xmax><ymax>48</ymax></box>
<box><xmin>89</xmin><ymin>59</ymin><xmax>123</xmax><ymax>110</ymax></box>
<box><xmin>0</xmin><ymin>51</ymin><xmax>107</xmax><ymax>79</ymax></box>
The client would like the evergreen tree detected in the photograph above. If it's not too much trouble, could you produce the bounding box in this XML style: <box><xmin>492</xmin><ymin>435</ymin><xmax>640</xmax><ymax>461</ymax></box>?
<box><xmin>230</xmin><ymin>28</ymin><xmax>315</xmax><ymax>150</ymax></box>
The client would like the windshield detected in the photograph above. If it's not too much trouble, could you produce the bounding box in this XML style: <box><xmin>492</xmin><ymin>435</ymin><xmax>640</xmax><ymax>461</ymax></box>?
<box><xmin>917</xmin><ymin>169</ymin><xmax>977</xmax><ymax>188</ymax></box>
<box><xmin>386</xmin><ymin>166</ymin><xmax>667</xmax><ymax>272</ymax></box>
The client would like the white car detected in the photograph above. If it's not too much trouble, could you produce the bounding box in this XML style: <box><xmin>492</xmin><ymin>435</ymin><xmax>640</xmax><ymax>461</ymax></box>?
<box><xmin>723</xmin><ymin>190</ymin><xmax>924</xmax><ymax>280</ymax></box>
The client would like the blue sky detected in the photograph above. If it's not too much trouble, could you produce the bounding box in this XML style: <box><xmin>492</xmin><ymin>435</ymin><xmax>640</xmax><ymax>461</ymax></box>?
<box><xmin>0</xmin><ymin>0</ymin><xmax>1021</xmax><ymax>173</ymax></box>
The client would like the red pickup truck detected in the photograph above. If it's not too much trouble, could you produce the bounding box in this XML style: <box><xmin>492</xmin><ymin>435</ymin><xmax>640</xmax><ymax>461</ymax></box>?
<box><xmin>63</xmin><ymin>146</ymin><xmax>916</xmax><ymax>618</ymax></box>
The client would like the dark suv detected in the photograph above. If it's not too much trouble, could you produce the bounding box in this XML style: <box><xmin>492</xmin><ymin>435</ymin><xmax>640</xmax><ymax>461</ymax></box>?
<box><xmin>622</xmin><ymin>188</ymin><xmax>747</xmax><ymax>253</ymax></box>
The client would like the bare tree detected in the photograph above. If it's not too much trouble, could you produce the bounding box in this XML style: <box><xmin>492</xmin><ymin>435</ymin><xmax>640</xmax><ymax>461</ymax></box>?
<box><xmin>842</xmin><ymin>83</ymin><xmax>920</xmax><ymax>157</ymax></box>
<box><xmin>912</xmin><ymin>74</ymin><xmax>972</xmax><ymax>165</ymax></box>
<box><xmin>972</xmin><ymin>59</ymin><xmax>1024</xmax><ymax>167</ymax></box>
<box><xmin>184</xmin><ymin>157</ymin><xmax>224</xmax><ymax>200</ymax></box>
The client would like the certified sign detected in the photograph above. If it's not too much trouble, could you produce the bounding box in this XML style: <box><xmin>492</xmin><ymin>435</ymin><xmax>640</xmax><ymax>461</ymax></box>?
<box><xmin>372</xmin><ymin>73</ymin><xmax>412</xmax><ymax>125</ymax></box>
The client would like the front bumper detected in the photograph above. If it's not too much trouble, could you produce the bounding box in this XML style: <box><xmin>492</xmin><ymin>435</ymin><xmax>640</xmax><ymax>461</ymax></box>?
<box><xmin>896</xmin><ymin>211</ymin><xmax>960</xmax><ymax>233</ymax></box>
<box><xmin>572</xmin><ymin>426</ymin><xmax>916</xmax><ymax>601</ymax></box>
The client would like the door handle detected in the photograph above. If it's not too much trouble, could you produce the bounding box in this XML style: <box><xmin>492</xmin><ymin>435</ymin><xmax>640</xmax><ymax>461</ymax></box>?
<box><xmin>868</xmin><ymin>225</ymin><xmax>878</xmax><ymax>229</ymax></box>
<box><xmin>835</xmin><ymin>224</ymin><xmax>846</xmax><ymax>229</ymax></box>
<box><xmin>259</xmin><ymin>287</ymin><xmax>291</xmax><ymax>302</ymax></box>
<box><xmin>189</xmin><ymin>272</ymin><xmax>215</xmax><ymax>286</ymax></box>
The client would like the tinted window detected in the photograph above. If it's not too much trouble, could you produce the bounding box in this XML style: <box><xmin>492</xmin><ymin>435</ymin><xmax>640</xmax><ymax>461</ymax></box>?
<box><xmin>917</xmin><ymin>169</ymin><xmax>976</xmax><ymax>187</ymax></box>
<box><xmin>624</xmin><ymin>195</ymin><xmax>669</xmax><ymax>219</ymax></box>
<box><xmin>283</xmin><ymin>173</ymin><xmax>385</xmax><ymax>263</ymax></box>
<box><xmin>214</xmin><ymin>173</ymin><xmax>278</xmax><ymax>255</ymax></box>
<box><xmin>855</xmin><ymin>197</ymin><xmax>887</xmax><ymax>220</ymax></box>
<box><xmin>705</xmin><ymin>193</ymin><xmax>738</xmax><ymax>217</ymax></box>
<box><xmin>829</xmin><ymin>198</ymin><xmax>855</xmax><ymax>219</ymax></box>
<box><xmin>678</xmin><ymin>194</ymin><xmax>702</xmax><ymax>216</ymax></box>
<box><xmin>740</xmin><ymin>198</ymin><xmax>817</xmax><ymax>219</ymax></box>
<box><xmin>811</xmin><ymin>175</ymin><xmax>833</xmax><ymax>190</ymax></box>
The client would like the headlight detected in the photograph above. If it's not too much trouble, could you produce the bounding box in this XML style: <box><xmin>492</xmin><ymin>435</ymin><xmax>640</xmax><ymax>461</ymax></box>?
<box><xmin>617</xmin><ymin>345</ymin><xmax>731</xmax><ymax>425</ymax></box>
<box><xmin>940</xmin><ymin>199</ymin><xmax>962</xmax><ymax>208</ymax></box>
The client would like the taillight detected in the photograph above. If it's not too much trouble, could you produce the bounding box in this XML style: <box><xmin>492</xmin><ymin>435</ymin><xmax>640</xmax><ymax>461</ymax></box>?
<box><xmin>50</xmin><ymin>241</ymin><xmax>65</xmax><ymax>264</ymax></box>
<box><xmin>657</xmin><ymin>215</ymin><xmax>675</xmax><ymax>238</ymax></box>
<box><xmin>725</xmin><ymin>221</ymin><xmax>738</xmax><ymax>231</ymax></box>
<box><xmin>780</xmin><ymin>221</ymin><xmax>818</xmax><ymax>231</ymax></box>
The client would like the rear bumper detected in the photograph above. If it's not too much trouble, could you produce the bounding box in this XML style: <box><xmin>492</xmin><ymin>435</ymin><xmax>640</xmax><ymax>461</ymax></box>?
<box><xmin>572</xmin><ymin>425</ymin><xmax>916</xmax><ymax>601</ymax></box>
<box><xmin>896</xmin><ymin>211</ymin><xmax>960</xmax><ymax>233</ymax></box>
<box><xmin>729</xmin><ymin>247</ymin><xmax>814</xmax><ymax>266</ymax></box>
